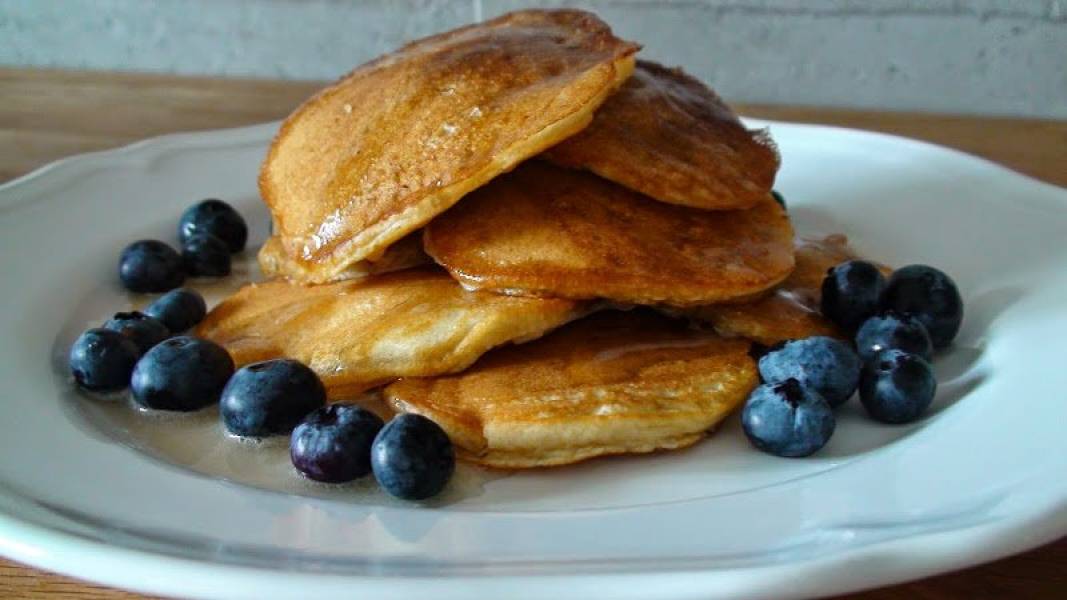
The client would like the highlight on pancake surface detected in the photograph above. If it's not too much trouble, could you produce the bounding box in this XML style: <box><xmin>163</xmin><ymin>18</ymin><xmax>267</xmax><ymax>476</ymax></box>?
<box><xmin>423</xmin><ymin>161</ymin><xmax>795</xmax><ymax>307</ymax></box>
<box><xmin>260</xmin><ymin>9</ymin><xmax>639</xmax><ymax>283</ymax></box>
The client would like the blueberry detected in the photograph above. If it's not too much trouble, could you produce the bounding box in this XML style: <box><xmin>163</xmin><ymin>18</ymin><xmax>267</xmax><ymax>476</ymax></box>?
<box><xmin>178</xmin><ymin>199</ymin><xmax>248</xmax><ymax>253</ymax></box>
<box><xmin>855</xmin><ymin>311</ymin><xmax>933</xmax><ymax>363</ymax></box>
<box><xmin>118</xmin><ymin>240</ymin><xmax>186</xmax><ymax>293</ymax></box>
<box><xmin>859</xmin><ymin>349</ymin><xmax>937</xmax><ymax>424</ymax></box>
<box><xmin>130</xmin><ymin>336</ymin><xmax>234</xmax><ymax>411</ymax></box>
<box><xmin>741</xmin><ymin>379</ymin><xmax>835</xmax><ymax>457</ymax></box>
<box><xmin>69</xmin><ymin>328</ymin><xmax>140</xmax><ymax>392</ymax></box>
<box><xmin>821</xmin><ymin>260</ymin><xmax>886</xmax><ymax>332</ymax></box>
<box><xmin>880</xmin><ymin>265</ymin><xmax>963</xmax><ymax>349</ymax></box>
<box><xmin>102</xmin><ymin>311</ymin><xmax>169</xmax><ymax>354</ymax></box>
<box><xmin>181</xmin><ymin>233</ymin><xmax>231</xmax><ymax>277</ymax></box>
<box><xmin>220</xmin><ymin>359</ymin><xmax>326</xmax><ymax>437</ymax></box>
<box><xmin>758</xmin><ymin>336</ymin><xmax>861</xmax><ymax>407</ymax></box>
<box><xmin>144</xmin><ymin>288</ymin><xmax>207</xmax><ymax>332</ymax></box>
<box><xmin>291</xmin><ymin>404</ymin><xmax>385</xmax><ymax>482</ymax></box>
<box><xmin>771</xmin><ymin>190</ymin><xmax>786</xmax><ymax>208</ymax></box>
<box><xmin>371</xmin><ymin>414</ymin><xmax>455</xmax><ymax>500</ymax></box>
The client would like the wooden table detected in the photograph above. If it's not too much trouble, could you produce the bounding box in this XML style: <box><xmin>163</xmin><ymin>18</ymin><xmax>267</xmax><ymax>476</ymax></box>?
<box><xmin>0</xmin><ymin>68</ymin><xmax>1064</xmax><ymax>599</ymax></box>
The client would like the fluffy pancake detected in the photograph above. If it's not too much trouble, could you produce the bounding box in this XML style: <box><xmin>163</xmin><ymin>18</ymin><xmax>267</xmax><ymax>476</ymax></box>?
<box><xmin>196</xmin><ymin>268</ymin><xmax>587</xmax><ymax>398</ymax></box>
<box><xmin>543</xmin><ymin>60</ymin><xmax>779</xmax><ymax>210</ymax></box>
<box><xmin>261</xmin><ymin>10</ymin><xmax>638</xmax><ymax>283</ymax></box>
<box><xmin>679</xmin><ymin>235</ymin><xmax>883</xmax><ymax>344</ymax></box>
<box><xmin>385</xmin><ymin>310</ymin><xmax>758</xmax><ymax>468</ymax></box>
<box><xmin>423</xmin><ymin>162</ymin><xmax>795</xmax><ymax>306</ymax></box>
<box><xmin>257</xmin><ymin>230</ymin><xmax>429</xmax><ymax>282</ymax></box>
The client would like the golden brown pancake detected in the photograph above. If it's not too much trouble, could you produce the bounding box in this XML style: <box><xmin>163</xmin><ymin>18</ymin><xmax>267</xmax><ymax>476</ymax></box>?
<box><xmin>423</xmin><ymin>162</ymin><xmax>795</xmax><ymax>306</ymax></box>
<box><xmin>678</xmin><ymin>235</ymin><xmax>886</xmax><ymax>344</ymax></box>
<box><xmin>196</xmin><ymin>268</ymin><xmax>587</xmax><ymax>398</ymax></box>
<box><xmin>257</xmin><ymin>230</ymin><xmax>429</xmax><ymax>282</ymax></box>
<box><xmin>385</xmin><ymin>310</ymin><xmax>758</xmax><ymax>469</ymax></box>
<box><xmin>544</xmin><ymin>60</ymin><xmax>779</xmax><ymax>210</ymax></box>
<box><xmin>261</xmin><ymin>10</ymin><xmax>638</xmax><ymax>283</ymax></box>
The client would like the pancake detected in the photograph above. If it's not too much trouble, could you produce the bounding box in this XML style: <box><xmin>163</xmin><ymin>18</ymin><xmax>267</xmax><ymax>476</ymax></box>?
<box><xmin>544</xmin><ymin>60</ymin><xmax>779</xmax><ymax>210</ymax></box>
<box><xmin>385</xmin><ymin>310</ymin><xmax>758</xmax><ymax>468</ymax></box>
<box><xmin>195</xmin><ymin>268</ymin><xmax>588</xmax><ymax>398</ymax></box>
<box><xmin>679</xmin><ymin>235</ymin><xmax>886</xmax><ymax>344</ymax></box>
<box><xmin>257</xmin><ymin>230</ymin><xmax>429</xmax><ymax>282</ymax></box>
<box><xmin>261</xmin><ymin>10</ymin><xmax>638</xmax><ymax>283</ymax></box>
<box><xmin>423</xmin><ymin>162</ymin><xmax>795</xmax><ymax>306</ymax></box>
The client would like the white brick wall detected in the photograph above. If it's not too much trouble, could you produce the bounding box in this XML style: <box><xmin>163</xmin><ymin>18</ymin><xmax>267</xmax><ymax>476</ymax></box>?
<box><xmin>1</xmin><ymin>0</ymin><xmax>1064</xmax><ymax>117</ymax></box>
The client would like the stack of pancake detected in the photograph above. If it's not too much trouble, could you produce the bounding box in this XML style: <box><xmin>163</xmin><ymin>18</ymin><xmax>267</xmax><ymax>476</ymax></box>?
<box><xmin>198</xmin><ymin>10</ymin><xmax>866</xmax><ymax>468</ymax></box>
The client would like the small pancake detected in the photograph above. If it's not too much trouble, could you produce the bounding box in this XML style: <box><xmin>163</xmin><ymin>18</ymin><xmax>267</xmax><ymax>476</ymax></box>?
<box><xmin>423</xmin><ymin>162</ymin><xmax>795</xmax><ymax>306</ymax></box>
<box><xmin>385</xmin><ymin>310</ymin><xmax>758</xmax><ymax>468</ymax></box>
<box><xmin>196</xmin><ymin>268</ymin><xmax>587</xmax><ymax>398</ymax></box>
<box><xmin>257</xmin><ymin>230</ymin><xmax>429</xmax><ymax>282</ymax></box>
<box><xmin>544</xmin><ymin>60</ymin><xmax>779</xmax><ymax>210</ymax></box>
<box><xmin>679</xmin><ymin>235</ymin><xmax>887</xmax><ymax>344</ymax></box>
<box><xmin>261</xmin><ymin>10</ymin><xmax>638</xmax><ymax>283</ymax></box>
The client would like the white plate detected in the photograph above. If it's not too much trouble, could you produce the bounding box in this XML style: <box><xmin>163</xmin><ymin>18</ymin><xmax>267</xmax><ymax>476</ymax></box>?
<box><xmin>0</xmin><ymin>120</ymin><xmax>1064</xmax><ymax>600</ymax></box>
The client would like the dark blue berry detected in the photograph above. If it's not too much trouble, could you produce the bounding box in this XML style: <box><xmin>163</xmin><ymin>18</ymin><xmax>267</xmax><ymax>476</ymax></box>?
<box><xmin>371</xmin><ymin>414</ymin><xmax>455</xmax><ymax>500</ymax></box>
<box><xmin>741</xmin><ymin>379</ymin><xmax>835</xmax><ymax>457</ymax></box>
<box><xmin>130</xmin><ymin>336</ymin><xmax>234</xmax><ymax>411</ymax></box>
<box><xmin>69</xmin><ymin>328</ymin><xmax>140</xmax><ymax>392</ymax></box>
<box><xmin>855</xmin><ymin>311</ymin><xmax>933</xmax><ymax>362</ymax></box>
<box><xmin>821</xmin><ymin>260</ymin><xmax>886</xmax><ymax>332</ymax></box>
<box><xmin>859</xmin><ymin>349</ymin><xmax>937</xmax><ymax>424</ymax></box>
<box><xmin>771</xmin><ymin>190</ymin><xmax>786</xmax><ymax>208</ymax></box>
<box><xmin>118</xmin><ymin>240</ymin><xmax>186</xmax><ymax>293</ymax></box>
<box><xmin>178</xmin><ymin>199</ymin><xmax>247</xmax><ymax>253</ymax></box>
<box><xmin>291</xmin><ymin>404</ymin><xmax>385</xmax><ymax>482</ymax></box>
<box><xmin>758</xmin><ymin>336</ymin><xmax>861</xmax><ymax>407</ymax></box>
<box><xmin>103</xmin><ymin>311</ymin><xmax>169</xmax><ymax>354</ymax></box>
<box><xmin>880</xmin><ymin>265</ymin><xmax>963</xmax><ymax>349</ymax></box>
<box><xmin>181</xmin><ymin>233</ymin><xmax>231</xmax><ymax>277</ymax></box>
<box><xmin>144</xmin><ymin>288</ymin><xmax>206</xmax><ymax>332</ymax></box>
<box><xmin>220</xmin><ymin>359</ymin><xmax>326</xmax><ymax>437</ymax></box>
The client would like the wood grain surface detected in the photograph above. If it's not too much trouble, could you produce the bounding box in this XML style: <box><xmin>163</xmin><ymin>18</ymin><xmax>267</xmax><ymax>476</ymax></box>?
<box><xmin>0</xmin><ymin>67</ymin><xmax>1063</xmax><ymax>599</ymax></box>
